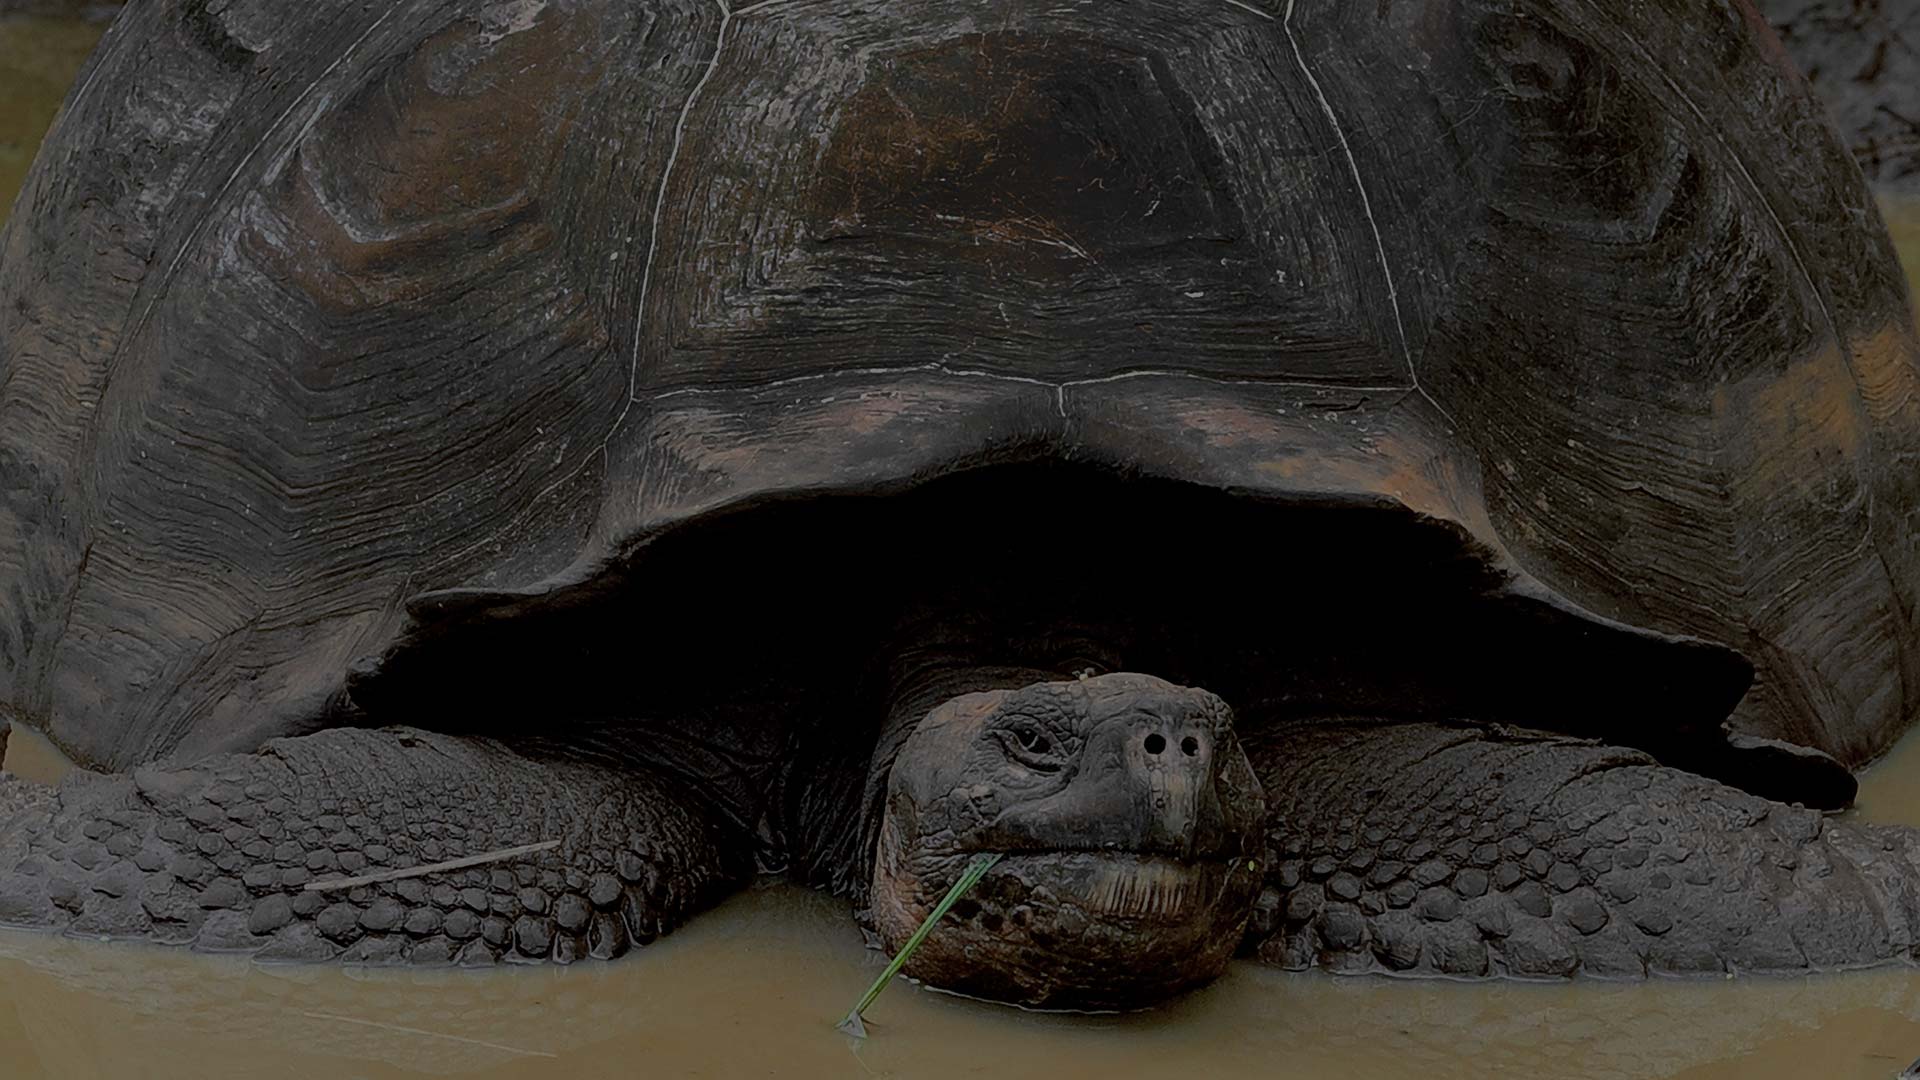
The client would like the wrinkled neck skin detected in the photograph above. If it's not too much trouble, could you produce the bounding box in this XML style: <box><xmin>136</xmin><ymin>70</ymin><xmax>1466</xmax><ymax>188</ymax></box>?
<box><xmin>850</xmin><ymin>607</ymin><xmax>1267</xmax><ymax>1011</ymax></box>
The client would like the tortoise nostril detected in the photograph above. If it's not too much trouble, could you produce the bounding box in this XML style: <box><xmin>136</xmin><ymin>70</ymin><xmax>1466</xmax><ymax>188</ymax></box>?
<box><xmin>1180</xmin><ymin>735</ymin><xmax>1199</xmax><ymax>756</ymax></box>
<box><xmin>1144</xmin><ymin>733</ymin><xmax>1166</xmax><ymax>755</ymax></box>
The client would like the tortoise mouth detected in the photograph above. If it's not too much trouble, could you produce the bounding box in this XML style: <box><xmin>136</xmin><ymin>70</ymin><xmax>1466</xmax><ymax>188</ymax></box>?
<box><xmin>871</xmin><ymin>840</ymin><xmax>1266</xmax><ymax>1011</ymax></box>
<box><xmin>966</xmin><ymin>851</ymin><xmax>1249</xmax><ymax>924</ymax></box>
<box><xmin>358</xmin><ymin>458</ymin><xmax>1750</xmax><ymax>766</ymax></box>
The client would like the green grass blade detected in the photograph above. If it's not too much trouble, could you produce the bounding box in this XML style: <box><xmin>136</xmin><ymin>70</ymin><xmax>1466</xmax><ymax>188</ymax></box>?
<box><xmin>838</xmin><ymin>852</ymin><xmax>1002</xmax><ymax>1037</ymax></box>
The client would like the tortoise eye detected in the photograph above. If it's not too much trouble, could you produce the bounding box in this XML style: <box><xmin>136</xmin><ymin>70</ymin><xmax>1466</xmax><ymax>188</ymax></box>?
<box><xmin>1001</xmin><ymin>723</ymin><xmax>1060</xmax><ymax>771</ymax></box>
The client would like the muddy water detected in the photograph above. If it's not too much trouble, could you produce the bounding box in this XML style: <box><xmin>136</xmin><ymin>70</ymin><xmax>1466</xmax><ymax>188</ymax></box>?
<box><xmin>6</xmin><ymin>728</ymin><xmax>1920</xmax><ymax>1080</ymax></box>
<box><xmin>7</xmin><ymin>13</ymin><xmax>1920</xmax><ymax>1076</ymax></box>
<box><xmin>8</xmin><ymin>703</ymin><xmax>1920</xmax><ymax>1080</ymax></box>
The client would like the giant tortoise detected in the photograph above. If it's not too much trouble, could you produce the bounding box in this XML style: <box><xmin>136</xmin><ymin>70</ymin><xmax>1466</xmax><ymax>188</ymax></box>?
<box><xmin>1</xmin><ymin>0</ymin><xmax>1919</xmax><ymax>1008</ymax></box>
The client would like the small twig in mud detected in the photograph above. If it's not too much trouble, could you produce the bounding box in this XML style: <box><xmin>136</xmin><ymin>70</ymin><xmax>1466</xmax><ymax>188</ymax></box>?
<box><xmin>303</xmin><ymin>840</ymin><xmax>560</xmax><ymax>892</ymax></box>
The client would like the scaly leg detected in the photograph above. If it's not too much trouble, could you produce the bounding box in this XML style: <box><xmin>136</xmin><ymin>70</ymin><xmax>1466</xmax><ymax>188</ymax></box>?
<box><xmin>1247</xmin><ymin>720</ymin><xmax>1920</xmax><ymax>978</ymax></box>
<box><xmin>0</xmin><ymin>727</ymin><xmax>750</xmax><ymax>963</ymax></box>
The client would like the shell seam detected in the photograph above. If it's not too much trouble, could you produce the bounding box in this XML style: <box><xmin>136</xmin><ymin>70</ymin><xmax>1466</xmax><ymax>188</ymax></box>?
<box><xmin>1280</xmin><ymin>0</ymin><xmax>1456</xmax><ymax>432</ymax></box>
<box><xmin>643</xmin><ymin>363</ymin><xmax>1412</xmax><ymax>407</ymax></box>
<box><xmin>599</xmin><ymin>0</ymin><xmax>736</xmax><ymax>462</ymax></box>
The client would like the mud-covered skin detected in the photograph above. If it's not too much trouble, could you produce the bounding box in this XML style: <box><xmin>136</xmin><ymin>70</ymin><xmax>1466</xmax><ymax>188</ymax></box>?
<box><xmin>871</xmin><ymin>675</ymin><xmax>1264</xmax><ymax>1009</ymax></box>
<box><xmin>1249</xmin><ymin>722</ymin><xmax>1920</xmax><ymax>979</ymax></box>
<box><xmin>0</xmin><ymin>729</ymin><xmax>750</xmax><ymax>963</ymax></box>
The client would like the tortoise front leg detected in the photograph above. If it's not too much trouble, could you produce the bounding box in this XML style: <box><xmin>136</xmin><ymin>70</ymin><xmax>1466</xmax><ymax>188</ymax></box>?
<box><xmin>0</xmin><ymin>728</ymin><xmax>751</xmax><ymax>963</ymax></box>
<box><xmin>1244</xmin><ymin>720</ymin><xmax>1920</xmax><ymax>978</ymax></box>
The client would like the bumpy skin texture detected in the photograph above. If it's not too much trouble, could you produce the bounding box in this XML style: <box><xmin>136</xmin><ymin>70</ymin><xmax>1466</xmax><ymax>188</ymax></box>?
<box><xmin>872</xmin><ymin>675</ymin><xmax>1265</xmax><ymax>1009</ymax></box>
<box><xmin>0</xmin><ymin>772</ymin><xmax>53</xmax><ymax>827</ymax></box>
<box><xmin>1248</xmin><ymin>722</ymin><xmax>1920</xmax><ymax>979</ymax></box>
<box><xmin>0</xmin><ymin>729</ymin><xmax>749</xmax><ymax>963</ymax></box>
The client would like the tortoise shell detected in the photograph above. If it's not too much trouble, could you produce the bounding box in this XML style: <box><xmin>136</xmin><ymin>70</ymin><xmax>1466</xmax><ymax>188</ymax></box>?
<box><xmin>1</xmin><ymin>0</ymin><xmax>1916</xmax><ymax>799</ymax></box>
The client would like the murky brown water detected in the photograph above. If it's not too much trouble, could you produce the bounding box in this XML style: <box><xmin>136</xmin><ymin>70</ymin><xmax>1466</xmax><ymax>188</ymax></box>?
<box><xmin>7</xmin><ymin>13</ymin><xmax>1920</xmax><ymax>1077</ymax></box>
<box><xmin>7</xmin><ymin>719</ymin><xmax>1920</xmax><ymax>1080</ymax></box>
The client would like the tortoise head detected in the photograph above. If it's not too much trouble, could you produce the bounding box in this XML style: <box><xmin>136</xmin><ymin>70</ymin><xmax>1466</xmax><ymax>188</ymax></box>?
<box><xmin>871</xmin><ymin>673</ymin><xmax>1265</xmax><ymax>1010</ymax></box>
